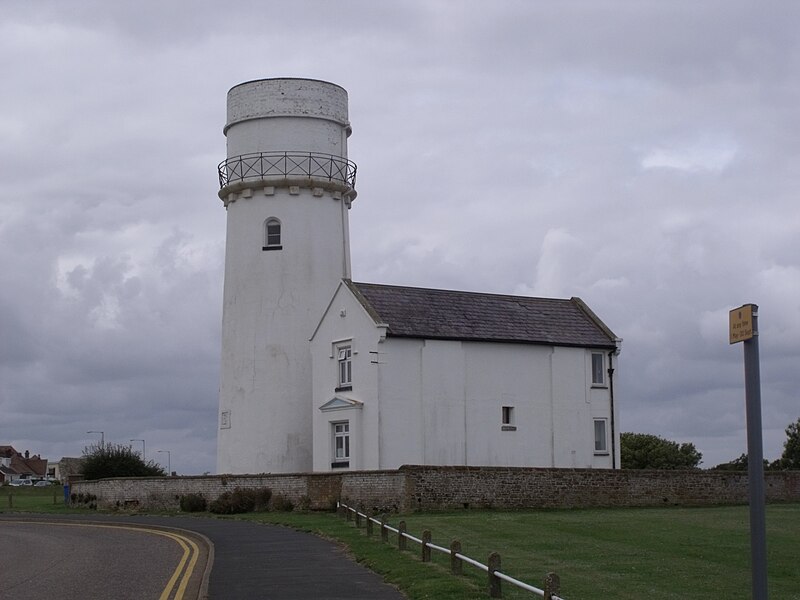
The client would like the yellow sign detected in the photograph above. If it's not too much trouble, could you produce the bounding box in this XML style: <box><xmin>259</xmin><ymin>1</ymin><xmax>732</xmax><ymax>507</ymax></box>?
<box><xmin>729</xmin><ymin>304</ymin><xmax>755</xmax><ymax>344</ymax></box>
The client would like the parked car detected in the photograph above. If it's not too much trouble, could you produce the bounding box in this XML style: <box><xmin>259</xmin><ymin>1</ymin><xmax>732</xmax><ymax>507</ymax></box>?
<box><xmin>9</xmin><ymin>479</ymin><xmax>33</xmax><ymax>487</ymax></box>
<box><xmin>34</xmin><ymin>480</ymin><xmax>53</xmax><ymax>487</ymax></box>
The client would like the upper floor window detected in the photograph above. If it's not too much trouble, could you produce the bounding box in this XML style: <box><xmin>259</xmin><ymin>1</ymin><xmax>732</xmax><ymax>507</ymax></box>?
<box><xmin>591</xmin><ymin>352</ymin><xmax>605</xmax><ymax>386</ymax></box>
<box><xmin>263</xmin><ymin>218</ymin><xmax>282</xmax><ymax>251</ymax></box>
<box><xmin>337</xmin><ymin>345</ymin><xmax>352</xmax><ymax>390</ymax></box>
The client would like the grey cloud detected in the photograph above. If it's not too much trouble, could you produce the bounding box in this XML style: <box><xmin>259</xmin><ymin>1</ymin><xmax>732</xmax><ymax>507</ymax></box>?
<box><xmin>1</xmin><ymin>1</ymin><xmax>799</xmax><ymax>473</ymax></box>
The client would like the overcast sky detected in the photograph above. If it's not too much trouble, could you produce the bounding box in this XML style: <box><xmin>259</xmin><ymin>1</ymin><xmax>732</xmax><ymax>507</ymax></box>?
<box><xmin>2</xmin><ymin>1</ymin><xmax>798</xmax><ymax>474</ymax></box>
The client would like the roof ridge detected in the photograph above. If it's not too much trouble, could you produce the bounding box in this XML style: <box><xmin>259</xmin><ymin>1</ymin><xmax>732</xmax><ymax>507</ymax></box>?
<box><xmin>351</xmin><ymin>281</ymin><xmax>571</xmax><ymax>303</ymax></box>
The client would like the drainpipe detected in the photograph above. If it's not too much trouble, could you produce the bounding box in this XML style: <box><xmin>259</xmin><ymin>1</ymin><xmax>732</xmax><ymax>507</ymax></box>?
<box><xmin>608</xmin><ymin>341</ymin><xmax>622</xmax><ymax>469</ymax></box>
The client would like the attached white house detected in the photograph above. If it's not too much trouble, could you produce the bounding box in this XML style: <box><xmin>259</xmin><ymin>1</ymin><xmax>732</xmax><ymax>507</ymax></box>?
<box><xmin>310</xmin><ymin>280</ymin><xmax>621</xmax><ymax>472</ymax></box>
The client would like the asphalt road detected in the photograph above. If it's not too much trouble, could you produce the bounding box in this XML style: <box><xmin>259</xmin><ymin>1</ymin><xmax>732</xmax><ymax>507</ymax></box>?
<box><xmin>0</xmin><ymin>519</ymin><xmax>203</xmax><ymax>599</ymax></box>
<box><xmin>0</xmin><ymin>514</ymin><xmax>407</xmax><ymax>599</ymax></box>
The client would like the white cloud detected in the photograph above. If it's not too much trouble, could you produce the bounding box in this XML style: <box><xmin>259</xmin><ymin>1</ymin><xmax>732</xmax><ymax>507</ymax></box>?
<box><xmin>641</xmin><ymin>137</ymin><xmax>739</xmax><ymax>172</ymax></box>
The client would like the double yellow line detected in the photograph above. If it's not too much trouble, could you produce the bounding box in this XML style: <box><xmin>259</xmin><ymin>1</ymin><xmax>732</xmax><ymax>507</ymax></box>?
<box><xmin>6</xmin><ymin>521</ymin><xmax>202</xmax><ymax>600</ymax></box>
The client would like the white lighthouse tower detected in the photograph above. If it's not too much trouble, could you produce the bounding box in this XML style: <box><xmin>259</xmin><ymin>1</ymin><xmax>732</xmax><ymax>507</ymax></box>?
<box><xmin>216</xmin><ymin>78</ymin><xmax>356</xmax><ymax>474</ymax></box>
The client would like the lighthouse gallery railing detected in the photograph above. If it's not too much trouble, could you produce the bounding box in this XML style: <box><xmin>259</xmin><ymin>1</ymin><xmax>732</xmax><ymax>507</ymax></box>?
<box><xmin>218</xmin><ymin>151</ymin><xmax>357</xmax><ymax>190</ymax></box>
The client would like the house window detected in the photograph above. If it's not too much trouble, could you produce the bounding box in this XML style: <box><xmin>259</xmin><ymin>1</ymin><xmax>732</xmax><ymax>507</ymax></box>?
<box><xmin>332</xmin><ymin>421</ymin><xmax>350</xmax><ymax>468</ymax></box>
<box><xmin>336</xmin><ymin>345</ymin><xmax>352</xmax><ymax>390</ymax></box>
<box><xmin>501</xmin><ymin>406</ymin><xmax>516</xmax><ymax>431</ymax></box>
<box><xmin>594</xmin><ymin>418</ymin><xmax>608</xmax><ymax>454</ymax></box>
<box><xmin>263</xmin><ymin>218</ymin><xmax>282</xmax><ymax>251</ymax></box>
<box><xmin>591</xmin><ymin>352</ymin><xmax>605</xmax><ymax>386</ymax></box>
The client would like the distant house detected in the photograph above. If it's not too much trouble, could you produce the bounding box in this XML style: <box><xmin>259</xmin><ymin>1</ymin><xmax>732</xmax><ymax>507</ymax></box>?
<box><xmin>0</xmin><ymin>465</ymin><xmax>15</xmax><ymax>484</ymax></box>
<box><xmin>310</xmin><ymin>281</ymin><xmax>621</xmax><ymax>472</ymax></box>
<box><xmin>0</xmin><ymin>446</ymin><xmax>48</xmax><ymax>482</ymax></box>
<box><xmin>54</xmin><ymin>457</ymin><xmax>85</xmax><ymax>483</ymax></box>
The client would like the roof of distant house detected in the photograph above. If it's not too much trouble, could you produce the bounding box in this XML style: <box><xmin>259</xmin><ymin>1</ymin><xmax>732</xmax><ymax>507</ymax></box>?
<box><xmin>347</xmin><ymin>281</ymin><xmax>618</xmax><ymax>349</ymax></box>
<box><xmin>0</xmin><ymin>445</ymin><xmax>18</xmax><ymax>459</ymax></box>
<box><xmin>10</xmin><ymin>453</ymin><xmax>47</xmax><ymax>477</ymax></box>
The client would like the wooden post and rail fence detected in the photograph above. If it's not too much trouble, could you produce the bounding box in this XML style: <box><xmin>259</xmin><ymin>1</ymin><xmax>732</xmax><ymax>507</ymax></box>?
<box><xmin>337</xmin><ymin>500</ymin><xmax>563</xmax><ymax>599</ymax></box>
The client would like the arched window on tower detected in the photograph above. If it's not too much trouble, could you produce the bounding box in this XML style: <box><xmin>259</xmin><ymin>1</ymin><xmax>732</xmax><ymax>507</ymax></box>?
<box><xmin>263</xmin><ymin>218</ymin><xmax>282</xmax><ymax>251</ymax></box>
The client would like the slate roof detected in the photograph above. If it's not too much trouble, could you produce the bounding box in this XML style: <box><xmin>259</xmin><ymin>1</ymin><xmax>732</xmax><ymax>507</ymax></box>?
<box><xmin>11</xmin><ymin>454</ymin><xmax>47</xmax><ymax>477</ymax></box>
<box><xmin>348</xmin><ymin>281</ymin><xmax>618</xmax><ymax>349</ymax></box>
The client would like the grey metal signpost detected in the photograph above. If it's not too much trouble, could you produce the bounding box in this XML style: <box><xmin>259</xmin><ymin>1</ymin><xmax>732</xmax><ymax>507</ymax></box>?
<box><xmin>729</xmin><ymin>303</ymin><xmax>768</xmax><ymax>600</ymax></box>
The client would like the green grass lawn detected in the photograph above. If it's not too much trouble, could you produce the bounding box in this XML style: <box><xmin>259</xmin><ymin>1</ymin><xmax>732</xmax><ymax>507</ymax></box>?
<box><xmin>252</xmin><ymin>504</ymin><xmax>800</xmax><ymax>600</ymax></box>
<box><xmin>5</xmin><ymin>489</ymin><xmax>798</xmax><ymax>599</ymax></box>
<box><xmin>0</xmin><ymin>485</ymin><xmax>72</xmax><ymax>514</ymax></box>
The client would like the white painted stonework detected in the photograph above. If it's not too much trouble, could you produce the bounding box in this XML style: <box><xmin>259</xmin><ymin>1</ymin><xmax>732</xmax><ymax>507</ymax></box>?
<box><xmin>217</xmin><ymin>79</ymin><xmax>354</xmax><ymax>474</ymax></box>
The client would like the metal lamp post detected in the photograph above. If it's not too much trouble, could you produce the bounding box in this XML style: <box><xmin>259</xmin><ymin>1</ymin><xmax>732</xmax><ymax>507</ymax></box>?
<box><xmin>130</xmin><ymin>439</ymin><xmax>146</xmax><ymax>461</ymax></box>
<box><xmin>87</xmin><ymin>430</ymin><xmax>105</xmax><ymax>447</ymax></box>
<box><xmin>157</xmin><ymin>450</ymin><xmax>171</xmax><ymax>476</ymax></box>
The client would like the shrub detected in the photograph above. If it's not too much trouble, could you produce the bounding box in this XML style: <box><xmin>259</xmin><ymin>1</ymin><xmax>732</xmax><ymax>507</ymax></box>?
<box><xmin>209</xmin><ymin>487</ymin><xmax>273</xmax><ymax>514</ymax></box>
<box><xmin>81</xmin><ymin>442</ymin><xmax>165</xmax><ymax>480</ymax></box>
<box><xmin>179</xmin><ymin>493</ymin><xmax>207</xmax><ymax>512</ymax></box>
<box><xmin>209</xmin><ymin>491</ymin><xmax>239</xmax><ymax>514</ymax></box>
<box><xmin>271</xmin><ymin>494</ymin><xmax>295</xmax><ymax>512</ymax></box>
<box><xmin>252</xmin><ymin>487</ymin><xmax>272</xmax><ymax>512</ymax></box>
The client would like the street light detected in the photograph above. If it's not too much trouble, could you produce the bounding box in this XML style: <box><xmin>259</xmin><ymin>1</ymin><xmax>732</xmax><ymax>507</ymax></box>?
<box><xmin>87</xmin><ymin>430</ymin><xmax>105</xmax><ymax>447</ymax></box>
<box><xmin>157</xmin><ymin>450</ymin><xmax>171</xmax><ymax>476</ymax></box>
<box><xmin>130</xmin><ymin>439</ymin><xmax>145</xmax><ymax>461</ymax></box>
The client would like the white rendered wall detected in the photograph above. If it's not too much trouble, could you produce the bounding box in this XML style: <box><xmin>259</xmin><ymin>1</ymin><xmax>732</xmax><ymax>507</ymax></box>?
<box><xmin>310</xmin><ymin>283</ymin><xmax>382</xmax><ymax>471</ymax></box>
<box><xmin>217</xmin><ymin>79</ymin><xmax>353</xmax><ymax>474</ymax></box>
<box><xmin>380</xmin><ymin>341</ymin><xmax>614</xmax><ymax>469</ymax></box>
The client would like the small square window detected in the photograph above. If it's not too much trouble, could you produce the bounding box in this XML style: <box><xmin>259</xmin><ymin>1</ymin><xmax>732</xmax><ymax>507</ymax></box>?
<box><xmin>594</xmin><ymin>418</ymin><xmax>608</xmax><ymax>454</ymax></box>
<box><xmin>501</xmin><ymin>406</ymin><xmax>516</xmax><ymax>431</ymax></box>
<box><xmin>591</xmin><ymin>352</ymin><xmax>605</xmax><ymax>386</ymax></box>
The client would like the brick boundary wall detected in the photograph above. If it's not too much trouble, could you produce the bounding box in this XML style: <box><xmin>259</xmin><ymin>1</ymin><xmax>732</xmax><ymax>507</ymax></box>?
<box><xmin>71</xmin><ymin>466</ymin><xmax>800</xmax><ymax>513</ymax></box>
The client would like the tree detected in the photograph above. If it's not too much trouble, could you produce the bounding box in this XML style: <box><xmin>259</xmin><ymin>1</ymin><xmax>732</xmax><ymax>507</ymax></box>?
<box><xmin>711</xmin><ymin>453</ymin><xmax>770</xmax><ymax>471</ymax></box>
<box><xmin>771</xmin><ymin>417</ymin><xmax>800</xmax><ymax>470</ymax></box>
<box><xmin>81</xmin><ymin>443</ymin><xmax>166</xmax><ymax>480</ymax></box>
<box><xmin>620</xmin><ymin>432</ymin><xmax>702</xmax><ymax>470</ymax></box>
<box><xmin>711</xmin><ymin>453</ymin><xmax>749</xmax><ymax>471</ymax></box>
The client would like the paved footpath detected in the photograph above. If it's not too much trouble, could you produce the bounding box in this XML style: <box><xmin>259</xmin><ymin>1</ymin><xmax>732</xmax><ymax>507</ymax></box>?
<box><xmin>4</xmin><ymin>513</ymin><xmax>406</xmax><ymax>600</ymax></box>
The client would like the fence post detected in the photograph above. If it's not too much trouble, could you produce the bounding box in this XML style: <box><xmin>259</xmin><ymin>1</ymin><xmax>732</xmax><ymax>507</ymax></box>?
<box><xmin>381</xmin><ymin>514</ymin><xmax>389</xmax><ymax>543</ymax></box>
<box><xmin>544</xmin><ymin>572</ymin><xmax>560</xmax><ymax>600</ymax></box>
<box><xmin>422</xmin><ymin>530</ymin><xmax>431</xmax><ymax>562</ymax></box>
<box><xmin>398</xmin><ymin>521</ymin><xmax>407</xmax><ymax>551</ymax></box>
<box><xmin>337</xmin><ymin>501</ymin><xmax>344</xmax><ymax>517</ymax></box>
<box><xmin>450</xmin><ymin>540</ymin><xmax>462</xmax><ymax>575</ymax></box>
<box><xmin>346</xmin><ymin>505</ymin><xmax>353</xmax><ymax>522</ymax></box>
<box><xmin>366</xmin><ymin>511</ymin><xmax>373</xmax><ymax>536</ymax></box>
<box><xmin>7</xmin><ymin>494</ymin><xmax>11</xmax><ymax>509</ymax></box>
<box><xmin>355</xmin><ymin>506</ymin><xmax>362</xmax><ymax>528</ymax></box>
<box><xmin>488</xmin><ymin>552</ymin><xmax>502</xmax><ymax>598</ymax></box>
